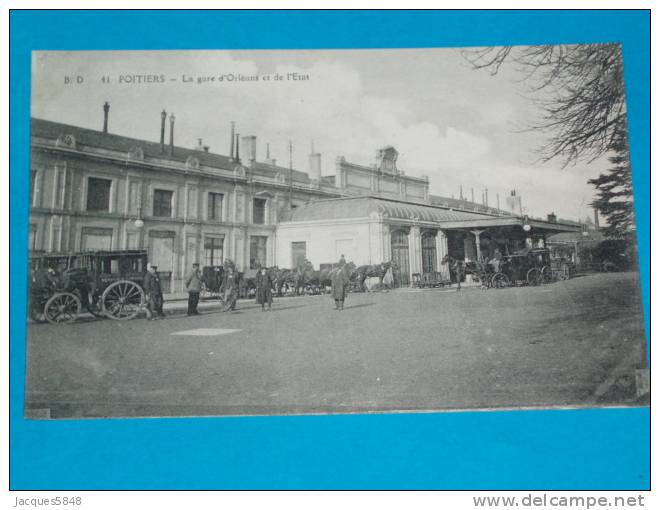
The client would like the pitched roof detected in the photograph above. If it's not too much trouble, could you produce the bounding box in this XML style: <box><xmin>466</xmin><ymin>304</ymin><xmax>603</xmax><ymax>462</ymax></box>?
<box><xmin>31</xmin><ymin>118</ymin><xmax>312</xmax><ymax>183</ymax></box>
<box><xmin>280</xmin><ymin>196</ymin><xmax>499</xmax><ymax>223</ymax></box>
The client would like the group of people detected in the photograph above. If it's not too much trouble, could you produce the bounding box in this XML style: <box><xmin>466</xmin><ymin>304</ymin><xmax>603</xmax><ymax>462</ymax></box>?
<box><xmin>142</xmin><ymin>259</ymin><xmax>274</xmax><ymax>320</ymax></box>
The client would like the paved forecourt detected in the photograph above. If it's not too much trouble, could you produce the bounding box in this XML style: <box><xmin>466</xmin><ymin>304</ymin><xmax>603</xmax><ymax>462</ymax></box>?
<box><xmin>25</xmin><ymin>272</ymin><xmax>647</xmax><ymax>418</ymax></box>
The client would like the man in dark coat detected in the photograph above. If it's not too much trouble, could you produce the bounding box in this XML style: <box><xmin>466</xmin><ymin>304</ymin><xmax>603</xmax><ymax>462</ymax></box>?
<box><xmin>331</xmin><ymin>263</ymin><xmax>350</xmax><ymax>310</ymax></box>
<box><xmin>185</xmin><ymin>262</ymin><xmax>202</xmax><ymax>316</ymax></box>
<box><xmin>143</xmin><ymin>265</ymin><xmax>165</xmax><ymax>319</ymax></box>
<box><xmin>255</xmin><ymin>265</ymin><xmax>274</xmax><ymax>311</ymax></box>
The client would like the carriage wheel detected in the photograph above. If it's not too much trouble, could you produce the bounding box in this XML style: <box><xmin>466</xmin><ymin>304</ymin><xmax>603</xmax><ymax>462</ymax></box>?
<box><xmin>526</xmin><ymin>268</ymin><xmax>543</xmax><ymax>286</ymax></box>
<box><xmin>491</xmin><ymin>273</ymin><xmax>510</xmax><ymax>289</ymax></box>
<box><xmin>541</xmin><ymin>265</ymin><xmax>553</xmax><ymax>283</ymax></box>
<box><xmin>44</xmin><ymin>292</ymin><xmax>81</xmax><ymax>324</ymax></box>
<box><xmin>101</xmin><ymin>280</ymin><xmax>145</xmax><ymax>320</ymax></box>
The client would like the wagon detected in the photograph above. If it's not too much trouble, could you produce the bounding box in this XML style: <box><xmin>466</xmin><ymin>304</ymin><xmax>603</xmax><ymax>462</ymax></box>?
<box><xmin>29</xmin><ymin>250</ymin><xmax>148</xmax><ymax>324</ymax></box>
<box><xmin>199</xmin><ymin>264</ymin><xmax>244</xmax><ymax>311</ymax></box>
<box><xmin>490</xmin><ymin>248</ymin><xmax>551</xmax><ymax>288</ymax></box>
<box><xmin>200</xmin><ymin>265</ymin><xmax>225</xmax><ymax>299</ymax></box>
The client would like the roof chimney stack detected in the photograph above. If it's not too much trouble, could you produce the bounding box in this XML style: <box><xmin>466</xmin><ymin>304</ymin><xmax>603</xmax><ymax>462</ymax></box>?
<box><xmin>234</xmin><ymin>133</ymin><xmax>240</xmax><ymax>162</ymax></box>
<box><xmin>102</xmin><ymin>102</ymin><xmax>110</xmax><ymax>134</ymax></box>
<box><xmin>160</xmin><ymin>109</ymin><xmax>167</xmax><ymax>153</ymax></box>
<box><xmin>309</xmin><ymin>150</ymin><xmax>322</xmax><ymax>185</ymax></box>
<box><xmin>169</xmin><ymin>113</ymin><xmax>175</xmax><ymax>156</ymax></box>
<box><xmin>240</xmin><ymin>135</ymin><xmax>257</xmax><ymax>166</ymax></box>
<box><xmin>266</xmin><ymin>143</ymin><xmax>277</xmax><ymax>166</ymax></box>
<box><xmin>229</xmin><ymin>121</ymin><xmax>236</xmax><ymax>161</ymax></box>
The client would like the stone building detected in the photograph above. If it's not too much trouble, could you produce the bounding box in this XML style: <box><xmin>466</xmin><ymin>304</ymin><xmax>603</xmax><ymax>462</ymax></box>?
<box><xmin>29</xmin><ymin>105</ymin><xmax>578</xmax><ymax>292</ymax></box>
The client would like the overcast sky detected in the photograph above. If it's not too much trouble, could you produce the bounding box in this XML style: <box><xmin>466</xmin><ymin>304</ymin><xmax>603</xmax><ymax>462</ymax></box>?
<box><xmin>31</xmin><ymin>48</ymin><xmax>617</xmax><ymax>221</ymax></box>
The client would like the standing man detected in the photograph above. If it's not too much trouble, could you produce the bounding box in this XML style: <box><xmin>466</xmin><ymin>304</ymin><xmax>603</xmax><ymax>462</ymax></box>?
<box><xmin>143</xmin><ymin>264</ymin><xmax>165</xmax><ymax>320</ymax></box>
<box><xmin>255</xmin><ymin>264</ymin><xmax>274</xmax><ymax>312</ymax></box>
<box><xmin>331</xmin><ymin>257</ymin><xmax>350</xmax><ymax>310</ymax></box>
<box><xmin>185</xmin><ymin>262</ymin><xmax>202</xmax><ymax>316</ymax></box>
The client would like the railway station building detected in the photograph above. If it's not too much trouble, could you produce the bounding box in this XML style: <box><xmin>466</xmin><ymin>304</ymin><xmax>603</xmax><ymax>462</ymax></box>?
<box><xmin>29</xmin><ymin>105</ymin><xmax>579</xmax><ymax>292</ymax></box>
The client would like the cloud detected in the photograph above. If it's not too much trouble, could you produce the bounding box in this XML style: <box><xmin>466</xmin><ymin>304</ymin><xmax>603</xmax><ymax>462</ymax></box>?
<box><xmin>30</xmin><ymin>49</ymin><xmax>602</xmax><ymax>221</ymax></box>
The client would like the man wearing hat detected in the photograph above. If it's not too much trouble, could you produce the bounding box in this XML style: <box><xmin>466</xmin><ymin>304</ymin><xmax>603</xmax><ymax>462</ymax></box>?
<box><xmin>185</xmin><ymin>262</ymin><xmax>202</xmax><ymax>316</ymax></box>
<box><xmin>143</xmin><ymin>264</ymin><xmax>165</xmax><ymax>320</ymax></box>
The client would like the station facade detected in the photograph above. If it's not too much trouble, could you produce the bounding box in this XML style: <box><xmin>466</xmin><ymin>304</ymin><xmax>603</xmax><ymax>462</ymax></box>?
<box><xmin>29</xmin><ymin>107</ymin><xmax>578</xmax><ymax>292</ymax></box>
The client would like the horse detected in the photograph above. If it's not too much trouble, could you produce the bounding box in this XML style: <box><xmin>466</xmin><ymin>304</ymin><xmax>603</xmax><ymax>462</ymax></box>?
<box><xmin>294</xmin><ymin>261</ymin><xmax>357</xmax><ymax>295</ymax></box>
<box><xmin>354</xmin><ymin>260</ymin><xmax>397</xmax><ymax>292</ymax></box>
<box><xmin>441</xmin><ymin>255</ymin><xmax>467</xmax><ymax>291</ymax></box>
<box><xmin>268</xmin><ymin>267</ymin><xmax>297</xmax><ymax>296</ymax></box>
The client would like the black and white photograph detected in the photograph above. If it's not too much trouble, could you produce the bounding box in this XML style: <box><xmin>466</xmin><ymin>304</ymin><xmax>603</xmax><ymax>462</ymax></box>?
<box><xmin>25</xmin><ymin>46</ymin><xmax>648</xmax><ymax>419</ymax></box>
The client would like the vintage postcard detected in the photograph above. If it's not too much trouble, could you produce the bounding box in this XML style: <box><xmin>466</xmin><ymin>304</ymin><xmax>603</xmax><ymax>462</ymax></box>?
<box><xmin>25</xmin><ymin>47</ymin><xmax>648</xmax><ymax>418</ymax></box>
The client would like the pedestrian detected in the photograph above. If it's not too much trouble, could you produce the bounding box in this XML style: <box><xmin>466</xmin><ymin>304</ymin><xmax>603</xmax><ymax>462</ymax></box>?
<box><xmin>338</xmin><ymin>253</ymin><xmax>346</xmax><ymax>266</ymax></box>
<box><xmin>143</xmin><ymin>264</ymin><xmax>165</xmax><ymax>320</ymax></box>
<box><xmin>255</xmin><ymin>264</ymin><xmax>274</xmax><ymax>311</ymax></box>
<box><xmin>220</xmin><ymin>264</ymin><xmax>238</xmax><ymax>311</ymax></box>
<box><xmin>331</xmin><ymin>261</ymin><xmax>350</xmax><ymax>311</ymax></box>
<box><xmin>185</xmin><ymin>262</ymin><xmax>202</xmax><ymax>316</ymax></box>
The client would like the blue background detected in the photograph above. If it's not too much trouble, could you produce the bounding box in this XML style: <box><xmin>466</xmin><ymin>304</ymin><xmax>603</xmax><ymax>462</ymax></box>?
<box><xmin>10</xmin><ymin>10</ymin><xmax>650</xmax><ymax>490</ymax></box>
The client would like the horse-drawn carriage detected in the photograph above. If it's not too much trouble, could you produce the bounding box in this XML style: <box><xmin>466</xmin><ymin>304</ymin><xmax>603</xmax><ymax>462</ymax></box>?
<box><xmin>488</xmin><ymin>248</ymin><xmax>571</xmax><ymax>288</ymax></box>
<box><xmin>199</xmin><ymin>264</ymin><xmax>243</xmax><ymax>311</ymax></box>
<box><xmin>29</xmin><ymin>250</ymin><xmax>148</xmax><ymax>324</ymax></box>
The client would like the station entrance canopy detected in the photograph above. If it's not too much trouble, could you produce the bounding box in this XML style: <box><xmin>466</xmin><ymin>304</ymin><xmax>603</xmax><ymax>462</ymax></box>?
<box><xmin>281</xmin><ymin>196</ymin><xmax>580</xmax><ymax>237</ymax></box>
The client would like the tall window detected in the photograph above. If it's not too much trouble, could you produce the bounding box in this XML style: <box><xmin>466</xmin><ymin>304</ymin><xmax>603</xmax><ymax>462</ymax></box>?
<box><xmin>29</xmin><ymin>225</ymin><xmax>37</xmax><ymax>251</ymax></box>
<box><xmin>153</xmin><ymin>189</ymin><xmax>173</xmax><ymax>217</ymax></box>
<box><xmin>204</xmin><ymin>236</ymin><xmax>224</xmax><ymax>266</ymax></box>
<box><xmin>86</xmin><ymin>177</ymin><xmax>112</xmax><ymax>212</ymax></box>
<box><xmin>250</xmin><ymin>236</ymin><xmax>268</xmax><ymax>269</ymax></box>
<box><xmin>291</xmin><ymin>241</ymin><xmax>306</xmax><ymax>269</ymax></box>
<box><xmin>253</xmin><ymin>198</ymin><xmax>267</xmax><ymax>224</ymax></box>
<box><xmin>208</xmin><ymin>192</ymin><xmax>223</xmax><ymax>221</ymax></box>
<box><xmin>421</xmin><ymin>233</ymin><xmax>437</xmax><ymax>273</ymax></box>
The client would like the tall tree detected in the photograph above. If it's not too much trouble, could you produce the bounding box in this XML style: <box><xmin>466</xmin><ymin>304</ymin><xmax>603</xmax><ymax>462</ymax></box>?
<box><xmin>588</xmin><ymin>129</ymin><xmax>635</xmax><ymax>238</ymax></box>
<box><xmin>464</xmin><ymin>44</ymin><xmax>627</xmax><ymax>166</ymax></box>
<box><xmin>463</xmin><ymin>43</ymin><xmax>634</xmax><ymax>234</ymax></box>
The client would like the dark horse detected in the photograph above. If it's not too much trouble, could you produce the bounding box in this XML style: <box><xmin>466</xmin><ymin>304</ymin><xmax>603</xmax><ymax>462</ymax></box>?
<box><xmin>270</xmin><ymin>267</ymin><xmax>297</xmax><ymax>296</ymax></box>
<box><xmin>441</xmin><ymin>255</ymin><xmax>467</xmax><ymax>291</ymax></box>
<box><xmin>354</xmin><ymin>260</ymin><xmax>397</xmax><ymax>292</ymax></box>
<box><xmin>294</xmin><ymin>261</ymin><xmax>357</xmax><ymax>295</ymax></box>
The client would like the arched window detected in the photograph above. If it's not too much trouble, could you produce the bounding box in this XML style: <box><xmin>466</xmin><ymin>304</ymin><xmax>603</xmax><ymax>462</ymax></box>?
<box><xmin>390</xmin><ymin>229</ymin><xmax>410</xmax><ymax>286</ymax></box>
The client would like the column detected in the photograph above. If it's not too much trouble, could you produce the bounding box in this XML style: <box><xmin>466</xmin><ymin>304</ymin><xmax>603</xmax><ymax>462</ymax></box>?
<box><xmin>436</xmin><ymin>230</ymin><xmax>449</xmax><ymax>279</ymax></box>
<box><xmin>382</xmin><ymin>224</ymin><xmax>391</xmax><ymax>262</ymax></box>
<box><xmin>409</xmin><ymin>225</ymin><xmax>422</xmax><ymax>278</ymax></box>
<box><xmin>471</xmin><ymin>230</ymin><xmax>483</xmax><ymax>261</ymax></box>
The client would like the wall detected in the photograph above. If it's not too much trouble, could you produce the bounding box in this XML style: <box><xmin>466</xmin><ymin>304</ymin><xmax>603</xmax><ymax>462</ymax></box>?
<box><xmin>275</xmin><ymin>219</ymin><xmax>380</xmax><ymax>268</ymax></box>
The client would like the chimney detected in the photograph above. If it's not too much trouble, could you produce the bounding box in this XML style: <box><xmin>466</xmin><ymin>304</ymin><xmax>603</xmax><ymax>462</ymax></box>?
<box><xmin>309</xmin><ymin>152</ymin><xmax>322</xmax><ymax>183</ymax></box>
<box><xmin>497</xmin><ymin>193</ymin><xmax>500</xmax><ymax>210</ymax></box>
<box><xmin>229</xmin><ymin>121</ymin><xmax>236</xmax><ymax>160</ymax></box>
<box><xmin>234</xmin><ymin>133</ymin><xmax>240</xmax><ymax>161</ymax></box>
<box><xmin>594</xmin><ymin>208</ymin><xmax>600</xmax><ymax>229</ymax></box>
<box><xmin>169</xmin><ymin>113</ymin><xmax>175</xmax><ymax>156</ymax></box>
<box><xmin>459</xmin><ymin>185</ymin><xmax>464</xmax><ymax>200</ymax></box>
<box><xmin>160</xmin><ymin>109</ymin><xmax>167</xmax><ymax>153</ymax></box>
<box><xmin>471</xmin><ymin>187</ymin><xmax>474</xmax><ymax>203</ymax></box>
<box><xmin>547</xmin><ymin>212</ymin><xmax>557</xmax><ymax>223</ymax></box>
<box><xmin>240</xmin><ymin>135</ymin><xmax>257</xmax><ymax>165</ymax></box>
<box><xmin>102</xmin><ymin>102</ymin><xmax>110</xmax><ymax>134</ymax></box>
<box><xmin>195</xmin><ymin>138</ymin><xmax>209</xmax><ymax>152</ymax></box>
<box><xmin>485</xmin><ymin>188</ymin><xmax>489</xmax><ymax>207</ymax></box>
<box><xmin>266</xmin><ymin>143</ymin><xmax>277</xmax><ymax>166</ymax></box>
